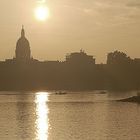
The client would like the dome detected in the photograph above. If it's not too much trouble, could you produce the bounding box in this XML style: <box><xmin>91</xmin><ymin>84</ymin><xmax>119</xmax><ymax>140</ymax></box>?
<box><xmin>15</xmin><ymin>26</ymin><xmax>31</xmax><ymax>61</ymax></box>
<box><xmin>16</xmin><ymin>37</ymin><xmax>30</xmax><ymax>49</ymax></box>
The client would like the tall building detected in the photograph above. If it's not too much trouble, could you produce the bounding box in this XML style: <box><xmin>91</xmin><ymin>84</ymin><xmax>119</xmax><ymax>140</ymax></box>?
<box><xmin>15</xmin><ymin>26</ymin><xmax>31</xmax><ymax>62</ymax></box>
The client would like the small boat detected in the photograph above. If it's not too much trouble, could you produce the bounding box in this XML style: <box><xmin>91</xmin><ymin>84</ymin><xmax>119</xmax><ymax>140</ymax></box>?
<box><xmin>55</xmin><ymin>91</ymin><xmax>67</xmax><ymax>95</ymax></box>
<box><xmin>99</xmin><ymin>91</ymin><xmax>107</xmax><ymax>94</ymax></box>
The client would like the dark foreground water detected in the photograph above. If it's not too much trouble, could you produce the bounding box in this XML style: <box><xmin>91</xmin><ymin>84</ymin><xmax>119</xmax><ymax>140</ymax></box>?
<box><xmin>0</xmin><ymin>91</ymin><xmax>140</xmax><ymax>140</ymax></box>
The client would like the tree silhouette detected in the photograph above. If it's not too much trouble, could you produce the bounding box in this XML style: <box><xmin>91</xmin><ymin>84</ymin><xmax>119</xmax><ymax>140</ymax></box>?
<box><xmin>107</xmin><ymin>50</ymin><xmax>132</xmax><ymax>65</ymax></box>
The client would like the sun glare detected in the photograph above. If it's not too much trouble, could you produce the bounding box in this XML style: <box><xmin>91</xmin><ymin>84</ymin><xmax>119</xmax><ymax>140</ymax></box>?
<box><xmin>35</xmin><ymin>92</ymin><xmax>49</xmax><ymax>140</ymax></box>
<box><xmin>35</xmin><ymin>6</ymin><xmax>49</xmax><ymax>21</ymax></box>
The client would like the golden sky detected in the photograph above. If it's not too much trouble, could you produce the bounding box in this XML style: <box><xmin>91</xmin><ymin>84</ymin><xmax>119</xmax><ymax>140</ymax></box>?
<box><xmin>0</xmin><ymin>0</ymin><xmax>140</xmax><ymax>63</ymax></box>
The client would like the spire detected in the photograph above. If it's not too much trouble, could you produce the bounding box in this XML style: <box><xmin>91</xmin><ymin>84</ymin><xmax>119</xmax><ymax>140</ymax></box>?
<box><xmin>21</xmin><ymin>25</ymin><xmax>25</xmax><ymax>37</ymax></box>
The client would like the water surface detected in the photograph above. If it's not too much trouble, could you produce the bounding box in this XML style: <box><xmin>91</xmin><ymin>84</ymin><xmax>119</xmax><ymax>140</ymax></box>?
<box><xmin>0</xmin><ymin>91</ymin><xmax>140</xmax><ymax>140</ymax></box>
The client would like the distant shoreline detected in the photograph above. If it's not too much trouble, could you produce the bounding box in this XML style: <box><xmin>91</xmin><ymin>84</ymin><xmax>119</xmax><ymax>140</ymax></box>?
<box><xmin>0</xmin><ymin>88</ymin><xmax>136</xmax><ymax>92</ymax></box>
<box><xmin>118</xmin><ymin>96</ymin><xmax>140</xmax><ymax>103</ymax></box>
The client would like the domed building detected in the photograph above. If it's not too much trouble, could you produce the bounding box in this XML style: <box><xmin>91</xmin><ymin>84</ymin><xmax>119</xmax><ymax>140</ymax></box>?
<box><xmin>15</xmin><ymin>26</ymin><xmax>31</xmax><ymax>62</ymax></box>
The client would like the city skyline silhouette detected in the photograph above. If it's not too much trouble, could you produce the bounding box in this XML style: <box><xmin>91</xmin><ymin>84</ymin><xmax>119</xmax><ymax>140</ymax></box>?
<box><xmin>1</xmin><ymin>26</ymin><xmax>140</xmax><ymax>65</ymax></box>
<box><xmin>0</xmin><ymin>27</ymin><xmax>140</xmax><ymax>91</ymax></box>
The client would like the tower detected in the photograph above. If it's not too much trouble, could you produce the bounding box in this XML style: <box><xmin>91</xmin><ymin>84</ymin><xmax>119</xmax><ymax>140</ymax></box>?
<box><xmin>15</xmin><ymin>26</ymin><xmax>31</xmax><ymax>62</ymax></box>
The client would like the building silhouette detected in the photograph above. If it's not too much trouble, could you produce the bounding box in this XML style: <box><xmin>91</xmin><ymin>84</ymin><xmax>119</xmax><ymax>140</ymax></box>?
<box><xmin>66</xmin><ymin>50</ymin><xmax>95</xmax><ymax>65</ymax></box>
<box><xmin>5</xmin><ymin>26</ymin><xmax>37</xmax><ymax>64</ymax></box>
<box><xmin>15</xmin><ymin>26</ymin><xmax>31</xmax><ymax>62</ymax></box>
<box><xmin>0</xmin><ymin>27</ymin><xmax>140</xmax><ymax>90</ymax></box>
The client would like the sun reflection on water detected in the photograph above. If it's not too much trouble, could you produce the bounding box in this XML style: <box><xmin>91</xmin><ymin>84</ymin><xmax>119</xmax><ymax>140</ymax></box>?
<box><xmin>35</xmin><ymin>92</ymin><xmax>49</xmax><ymax>140</ymax></box>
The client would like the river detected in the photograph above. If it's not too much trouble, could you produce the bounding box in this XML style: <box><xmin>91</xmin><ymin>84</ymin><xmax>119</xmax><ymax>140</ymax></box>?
<box><xmin>0</xmin><ymin>91</ymin><xmax>139</xmax><ymax>140</ymax></box>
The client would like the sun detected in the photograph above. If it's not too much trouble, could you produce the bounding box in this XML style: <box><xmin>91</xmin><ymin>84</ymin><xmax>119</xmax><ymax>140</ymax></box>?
<box><xmin>35</xmin><ymin>6</ymin><xmax>49</xmax><ymax>21</ymax></box>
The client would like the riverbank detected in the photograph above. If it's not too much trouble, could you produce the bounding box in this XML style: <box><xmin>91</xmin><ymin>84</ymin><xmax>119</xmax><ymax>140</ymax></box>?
<box><xmin>119</xmin><ymin>96</ymin><xmax>140</xmax><ymax>103</ymax></box>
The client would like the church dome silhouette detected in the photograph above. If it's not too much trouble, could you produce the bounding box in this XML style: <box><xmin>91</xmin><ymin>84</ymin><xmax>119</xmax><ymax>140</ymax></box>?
<box><xmin>15</xmin><ymin>26</ymin><xmax>31</xmax><ymax>61</ymax></box>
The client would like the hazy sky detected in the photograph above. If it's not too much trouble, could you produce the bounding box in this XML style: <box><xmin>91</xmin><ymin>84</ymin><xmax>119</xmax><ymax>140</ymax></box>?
<box><xmin>0</xmin><ymin>0</ymin><xmax>140</xmax><ymax>63</ymax></box>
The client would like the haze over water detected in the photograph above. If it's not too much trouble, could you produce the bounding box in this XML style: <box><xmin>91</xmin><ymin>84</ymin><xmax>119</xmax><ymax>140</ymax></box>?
<box><xmin>0</xmin><ymin>91</ymin><xmax>140</xmax><ymax>140</ymax></box>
